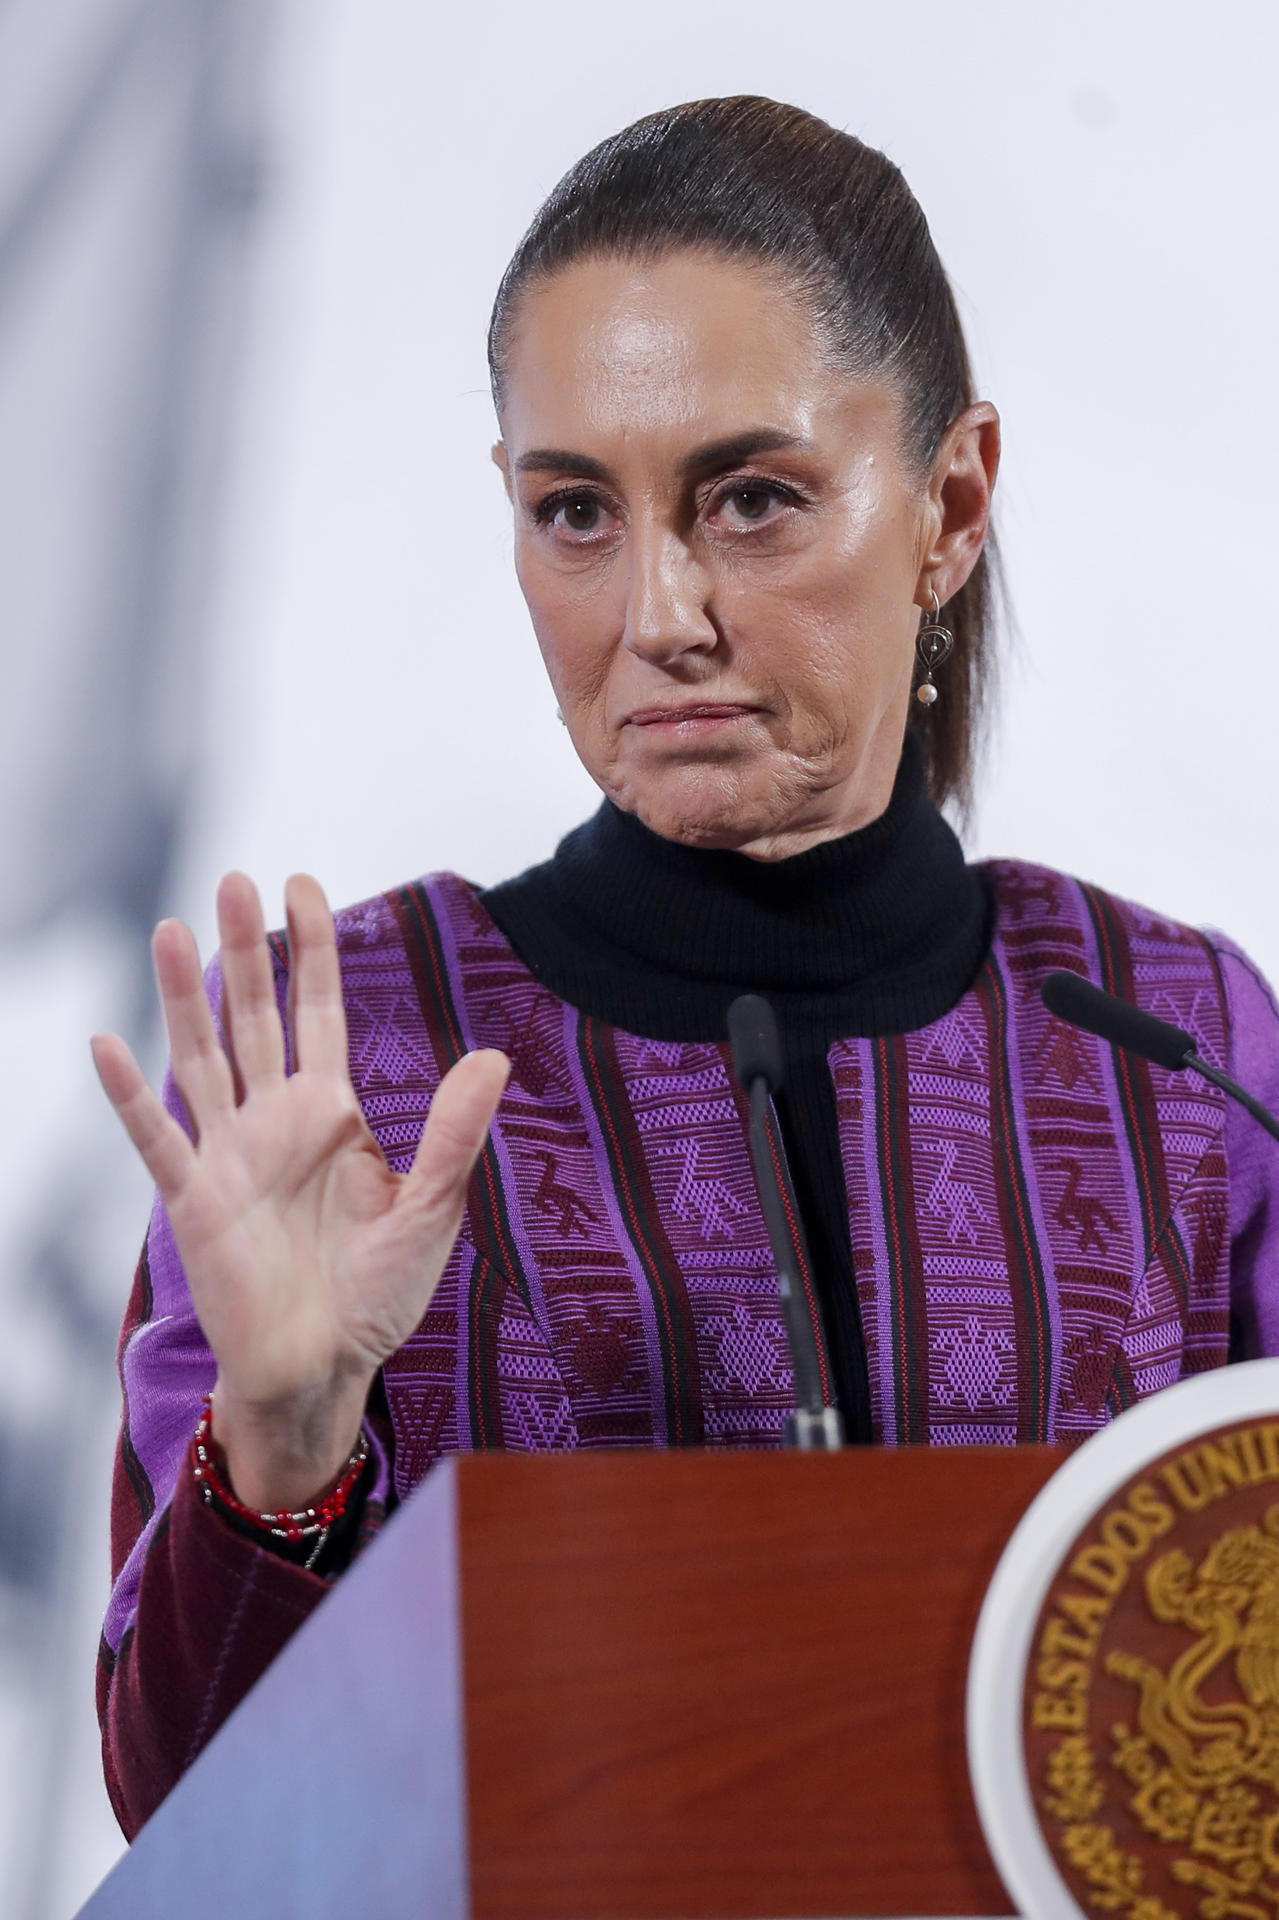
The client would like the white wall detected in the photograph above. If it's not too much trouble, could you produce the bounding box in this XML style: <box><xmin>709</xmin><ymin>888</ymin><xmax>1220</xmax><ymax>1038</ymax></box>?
<box><xmin>10</xmin><ymin>3</ymin><xmax>1279</xmax><ymax>1913</ymax></box>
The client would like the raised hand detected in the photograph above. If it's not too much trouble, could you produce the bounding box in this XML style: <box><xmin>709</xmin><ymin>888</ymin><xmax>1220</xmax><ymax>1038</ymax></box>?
<box><xmin>92</xmin><ymin>872</ymin><xmax>509</xmax><ymax>1512</ymax></box>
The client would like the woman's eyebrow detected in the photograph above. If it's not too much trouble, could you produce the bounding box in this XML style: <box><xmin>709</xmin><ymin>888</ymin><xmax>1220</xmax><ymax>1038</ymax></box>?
<box><xmin>514</xmin><ymin>430</ymin><xmax>814</xmax><ymax>485</ymax></box>
<box><xmin>680</xmin><ymin>429</ymin><xmax>814</xmax><ymax>476</ymax></box>
<box><xmin>514</xmin><ymin>448</ymin><xmax>611</xmax><ymax>480</ymax></box>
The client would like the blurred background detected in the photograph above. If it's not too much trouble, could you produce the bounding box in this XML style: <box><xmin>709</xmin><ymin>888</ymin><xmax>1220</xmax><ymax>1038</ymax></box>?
<box><xmin>1</xmin><ymin>1</ymin><xmax>1275</xmax><ymax>1911</ymax></box>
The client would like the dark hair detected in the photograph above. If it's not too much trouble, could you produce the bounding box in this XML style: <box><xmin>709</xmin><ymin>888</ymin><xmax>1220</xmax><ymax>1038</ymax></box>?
<box><xmin>488</xmin><ymin>95</ymin><xmax>999</xmax><ymax>812</ymax></box>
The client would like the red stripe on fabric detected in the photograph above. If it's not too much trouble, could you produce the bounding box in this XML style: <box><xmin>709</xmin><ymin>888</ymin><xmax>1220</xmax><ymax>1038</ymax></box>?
<box><xmin>979</xmin><ymin>961</ymin><xmax>1051</xmax><ymax>1442</ymax></box>
<box><xmin>470</xmin><ymin>1251</ymin><xmax>489</xmax><ymax>1450</ymax></box>
<box><xmin>582</xmin><ymin>1022</ymin><xmax>685</xmax><ymax>1445</ymax></box>
<box><xmin>1085</xmin><ymin>888</ymin><xmax>1161</xmax><ymax>1247</ymax></box>
<box><xmin>874</xmin><ymin>1039</ymin><xmax>913</xmax><ymax>1438</ymax></box>
<box><xmin>992</xmin><ymin>990</ymin><xmax>1046</xmax><ymax>1355</ymax></box>
<box><xmin>394</xmin><ymin>884</ymin><xmax>514</xmax><ymax>1445</ymax></box>
<box><xmin>399</xmin><ymin>886</ymin><xmax>465</xmax><ymax>1064</ymax></box>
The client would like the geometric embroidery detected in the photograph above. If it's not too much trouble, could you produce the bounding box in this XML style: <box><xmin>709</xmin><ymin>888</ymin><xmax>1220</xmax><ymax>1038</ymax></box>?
<box><xmin>1037</xmin><ymin>1018</ymin><xmax>1100</xmax><ymax>1094</ymax></box>
<box><xmin>922</xmin><ymin>1008</ymin><xmax>984</xmax><ymax>1069</ymax></box>
<box><xmin>1152</xmin><ymin>986</ymin><xmax>1210</xmax><ymax>1062</ymax></box>
<box><xmin>348</xmin><ymin>995</ymin><xmax>437</xmax><ymax>1086</ymax></box>
<box><xmin>480</xmin><ymin>1001</ymin><xmax>571</xmax><ymax>1099</ymax></box>
<box><xmin>999</xmin><ymin>868</ymin><xmax>1058</xmax><ymax>919</ymax></box>
<box><xmin>529</xmin><ymin>1148</ymin><xmax>600</xmax><ymax>1237</ymax></box>
<box><xmin>1062</xmin><ymin>1324</ymin><xmax>1117</xmax><ymax>1419</ymax></box>
<box><xmin>635</xmin><ymin>1039</ymin><xmax>692</xmax><ymax>1071</ymax></box>
<box><xmin>657</xmin><ymin>1139</ymin><xmax>748</xmax><ymax>1239</ymax></box>
<box><xmin>934</xmin><ymin>1318</ymin><xmax>1015</xmax><ymax>1409</ymax></box>
<box><xmin>1049</xmin><ymin>1156</ymin><xmax>1119</xmax><ymax>1255</ymax></box>
<box><xmin>704</xmin><ymin>1303</ymin><xmax>787</xmax><ymax>1395</ymax></box>
<box><xmin>409</xmin><ymin>864</ymin><xmax>1232</xmax><ymax>1468</ymax></box>
<box><xmin>388</xmin><ymin>1382</ymin><xmax>451</xmax><ymax>1484</ymax></box>
<box><xmin>502</xmin><ymin>1391</ymin><xmax>576</xmax><ymax>1451</ymax></box>
<box><xmin>568</xmin><ymin>1303</ymin><xmax>631</xmax><ymax>1399</ymax></box>
<box><xmin>922</xmin><ymin>1139</ymin><xmax>991</xmax><ymax>1244</ymax></box>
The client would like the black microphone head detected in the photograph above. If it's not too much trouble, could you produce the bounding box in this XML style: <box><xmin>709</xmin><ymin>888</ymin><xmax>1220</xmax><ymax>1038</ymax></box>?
<box><xmin>728</xmin><ymin>993</ymin><xmax>786</xmax><ymax>1094</ymax></box>
<box><xmin>1041</xmin><ymin>970</ymin><xmax>1195</xmax><ymax>1072</ymax></box>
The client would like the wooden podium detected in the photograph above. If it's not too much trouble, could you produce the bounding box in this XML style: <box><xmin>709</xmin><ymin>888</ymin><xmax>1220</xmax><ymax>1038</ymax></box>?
<box><xmin>80</xmin><ymin>1447</ymin><xmax>1059</xmax><ymax>1919</ymax></box>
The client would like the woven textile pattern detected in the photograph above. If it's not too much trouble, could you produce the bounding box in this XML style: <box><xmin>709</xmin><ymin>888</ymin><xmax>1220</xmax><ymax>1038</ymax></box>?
<box><xmin>374</xmin><ymin>861</ymin><xmax>1233</xmax><ymax>1490</ymax></box>
<box><xmin>105</xmin><ymin>856</ymin><xmax>1252</xmax><ymax>1656</ymax></box>
<box><xmin>837</xmin><ymin>864</ymin><xmax>1230</xmax><ymax>1448</ymax></box>
<box><xmin>385</xmin><ymin>875</ymin><xmax>798</xmax><ymax>1484</ymax></box>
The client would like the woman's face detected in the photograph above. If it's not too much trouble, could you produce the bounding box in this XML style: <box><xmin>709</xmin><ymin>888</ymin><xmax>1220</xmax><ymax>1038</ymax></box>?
<box><xmin>495</xmin><ymin>251</ymin><xmax>997</xmax><ymax>858</ymax></box>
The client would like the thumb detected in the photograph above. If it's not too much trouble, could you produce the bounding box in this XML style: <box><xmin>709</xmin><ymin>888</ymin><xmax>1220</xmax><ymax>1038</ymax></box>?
<box><xmin>402</xmin><ymin>1049</ymin><xmax>510</xmax><ymax>1216</ymax></box>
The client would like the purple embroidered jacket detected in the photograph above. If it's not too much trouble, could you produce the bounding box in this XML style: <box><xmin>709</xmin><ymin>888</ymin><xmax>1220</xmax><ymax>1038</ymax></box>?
<box><xmin>99</xmin><ymin>858</ymin><xmax>1279</xmax><ymax>1833</ymax></box>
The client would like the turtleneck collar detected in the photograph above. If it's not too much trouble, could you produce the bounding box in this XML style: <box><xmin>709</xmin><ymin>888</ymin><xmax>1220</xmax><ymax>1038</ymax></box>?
<box><xmin>480</xmin><ymin>729</ymin><xmax>992</xmax><ymax>1045</ymax></box>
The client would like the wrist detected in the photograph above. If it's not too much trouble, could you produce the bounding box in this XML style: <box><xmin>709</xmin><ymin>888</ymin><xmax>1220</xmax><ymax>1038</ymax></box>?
<box><xmin>192</xmin><ymin>1395</ymin><xmax>369</xmax><ymax>1569</ymax></box>
<box><xmin>209</xmin><ymin>1374</ymin><xmax>372</xmax><ymax>1514</ymax></box>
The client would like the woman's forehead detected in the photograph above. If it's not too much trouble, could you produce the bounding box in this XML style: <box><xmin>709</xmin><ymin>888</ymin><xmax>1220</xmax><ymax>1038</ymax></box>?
<box><xmin>499</xmin><ymin>253</ymin><xmax>893</xmax><ymax>464</ymax></box>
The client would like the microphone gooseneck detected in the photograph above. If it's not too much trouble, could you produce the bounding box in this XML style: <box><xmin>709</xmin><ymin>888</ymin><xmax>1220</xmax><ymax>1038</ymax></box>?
<box><xmin>1041</xmin><ymin>970</ymin><xmax>1279</xmax><ymax>1146</ymax></box>
<box><xmin>728</xmin><ymin>994</ymin><xmax>843</xmax><ymax>1451</ymax></box>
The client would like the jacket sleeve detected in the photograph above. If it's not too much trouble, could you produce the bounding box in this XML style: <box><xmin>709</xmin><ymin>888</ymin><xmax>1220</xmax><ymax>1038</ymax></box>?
<box><xmin>1213</xmin><ymin>935</ymin><xmax>1279</xmax><ymax>1357</ymax></box>
<box><xmin>97</xmin><ymin>955</ymin><xmax>394</xmax><ymax>1840</ymax></box>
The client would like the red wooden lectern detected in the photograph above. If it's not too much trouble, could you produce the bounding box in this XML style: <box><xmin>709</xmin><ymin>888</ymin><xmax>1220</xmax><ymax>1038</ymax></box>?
<box><xmin>79</xmin><ymin>1448</ymin><xmax>1058</xmax><ymax>1919</ymax></box>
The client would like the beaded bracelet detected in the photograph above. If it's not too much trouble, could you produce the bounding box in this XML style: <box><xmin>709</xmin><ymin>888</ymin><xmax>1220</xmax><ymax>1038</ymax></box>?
<box><xmin>191</xmin><ymin>1396</ymin><xmax>370</xmax><ymax>1572</ymax></box>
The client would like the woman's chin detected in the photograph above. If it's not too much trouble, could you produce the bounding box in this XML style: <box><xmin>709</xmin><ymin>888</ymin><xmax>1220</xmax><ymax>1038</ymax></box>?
<box><xmin>611</xmin><ymin>766</ymin><xmax>791</xmax><ymax>852</ymax></box>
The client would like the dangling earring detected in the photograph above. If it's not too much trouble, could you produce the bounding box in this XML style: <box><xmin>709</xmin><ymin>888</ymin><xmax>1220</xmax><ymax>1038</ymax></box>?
<box><xmin>915</xmin><ymin>588</ymin><xmax>953</xmax><ymax>707</ymax></box>
<box><xmin>555</xmin><ymin>708</ymin><xmax>566</xmax><ymax>727</ymax></box>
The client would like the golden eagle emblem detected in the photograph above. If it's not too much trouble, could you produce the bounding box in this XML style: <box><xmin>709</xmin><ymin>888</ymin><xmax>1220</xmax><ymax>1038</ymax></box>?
<box><xmin>1103</xmin><ymin>1509</ymin><xmax>1279</xmax><ymax>1915</ymax></box>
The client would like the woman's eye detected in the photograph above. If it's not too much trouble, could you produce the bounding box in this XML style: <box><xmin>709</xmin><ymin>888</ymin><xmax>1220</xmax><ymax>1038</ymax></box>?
<box><xmin>557</xmin><ymin>497</ymin><xmax>602</xmax><ymax>533</ymax></box>
<box><xmin>713</xmin><ymin>482</ymin><xmax>796</xmax><ymax>527</ymax></box>
<box><xmin>726</xmin><ymin>487</ymin><xmax>776</xmax><ymax>521</ymax></box>
<box><xmin>535</xmin><ymin>491</ymin><xmax>614</xmax><ymax>539</ymax></box>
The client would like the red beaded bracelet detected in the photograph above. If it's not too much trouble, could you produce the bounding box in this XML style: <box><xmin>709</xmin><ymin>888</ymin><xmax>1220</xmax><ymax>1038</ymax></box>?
<box><xmin>190</xmin><ymin>1396</ymin><xmax>370</xmax><ymax>1571</ymax></box>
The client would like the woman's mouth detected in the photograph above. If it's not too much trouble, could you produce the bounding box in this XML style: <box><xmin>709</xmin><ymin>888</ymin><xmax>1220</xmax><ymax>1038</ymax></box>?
<box><xmin>625</xmin><ymin>703</ymin><xmax>758</xmax><ymax>733</ymax></box>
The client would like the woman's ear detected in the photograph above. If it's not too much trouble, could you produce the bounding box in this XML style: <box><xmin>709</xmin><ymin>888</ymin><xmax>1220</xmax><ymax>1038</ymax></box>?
<box><xmin>914</xmin><ymin>402</ymin><xmax>1000</xmax><ymax>608</ymax></box>
<box><xmin>492</xmin><ymin>440</ymin><xmax>513</xmax><ymax>500</ymax></box>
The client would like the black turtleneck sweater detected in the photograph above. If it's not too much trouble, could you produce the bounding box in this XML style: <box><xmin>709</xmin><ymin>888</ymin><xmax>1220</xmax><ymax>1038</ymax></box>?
<box><xmin>481</xmin><ymin>732</ymin><xmax>993</xmax><ymax>1443</ymax></box>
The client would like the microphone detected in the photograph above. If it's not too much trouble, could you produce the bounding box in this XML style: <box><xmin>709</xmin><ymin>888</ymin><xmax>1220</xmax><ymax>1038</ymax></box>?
<box><xmin>728</xmin><ymin>994</ymin><xmax>843</xmax><ymax>1451</ymax></box>
<box><xmin>1041</xmin><ymin>970</ymin><xmax>1279</xmax><ymax>1145</ymax></box>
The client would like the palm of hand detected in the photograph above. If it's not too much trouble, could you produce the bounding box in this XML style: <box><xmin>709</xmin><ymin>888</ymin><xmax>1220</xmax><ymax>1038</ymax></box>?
<box><xmin>167</xmin><ymin>1075</ymin><xmax>434</xmax><ymax>1403</ymax></box>
<box><xmin>92</xmin><ymin>871</ymin><xmax>508</xmax><ymax>1505</ymax></box>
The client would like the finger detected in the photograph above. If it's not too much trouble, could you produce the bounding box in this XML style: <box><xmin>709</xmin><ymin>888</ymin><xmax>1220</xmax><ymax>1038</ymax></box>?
<box><xmin>91</xmin><ymin>1033</ymin><xmax>197</xmax><ymax>1198</ymax></box>
<box><xmin>153</xmin><ymin>918</ymin><xmax>236</xmax><ymax>1130</ymax></box>
<box><xmin>403</xmin><ymin>1050</ymin><xmax>511</xmax><ymax>1215</ymax></box>
<box><xmin>216</xmin><ymin>872</ymin><xmax>285</xmax><ymax>1094</ymax></box>
<box><xmin>284</xmin><ymin>874</ymin><xmax>350</xmax><ymax>1078</ymax></box>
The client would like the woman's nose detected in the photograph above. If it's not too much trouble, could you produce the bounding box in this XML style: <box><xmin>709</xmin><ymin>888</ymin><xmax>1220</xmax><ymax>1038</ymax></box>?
<box><xmin>620</xmin><ymin>528</ymin><xmax>716</xmax><ymax>666</ymax></box>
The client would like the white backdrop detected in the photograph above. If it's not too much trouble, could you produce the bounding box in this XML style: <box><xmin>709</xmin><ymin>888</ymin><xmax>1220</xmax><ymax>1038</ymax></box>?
<box><xmin>5</xmin><ymin>2</ymin><xmax>1278</xmax><ymax>1914</ymax></box>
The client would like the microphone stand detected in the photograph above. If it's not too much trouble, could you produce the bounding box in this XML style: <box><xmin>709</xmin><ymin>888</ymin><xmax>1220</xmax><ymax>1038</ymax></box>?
<box><xmin>729</xmin><ymin>994</ymin><xmax>843</xmax><ymax>1451</ymax></box>
<box><xmin>1182</xmin><ymin>1055</ymin><xmax>1279</xmax><ymax>1145</ymax></box>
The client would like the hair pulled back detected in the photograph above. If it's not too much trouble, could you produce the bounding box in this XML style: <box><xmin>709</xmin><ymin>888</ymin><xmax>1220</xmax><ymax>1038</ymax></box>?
<box><xmin>488</xmin><ymin>95</ymin><xmax>997</xmax><ymax>811</ymax></box>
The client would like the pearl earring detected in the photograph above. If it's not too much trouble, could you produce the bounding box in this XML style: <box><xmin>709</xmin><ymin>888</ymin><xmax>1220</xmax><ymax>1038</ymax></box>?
<box><xmin>915</xmin><ymin>589</ymin><xmax>954</xmax><ymax>707</ymax></box>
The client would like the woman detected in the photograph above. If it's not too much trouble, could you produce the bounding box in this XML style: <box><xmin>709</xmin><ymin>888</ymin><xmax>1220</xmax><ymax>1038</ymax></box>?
<box><xmin>92</xmin><ymin>96</ymin><xmax>1279</xmax><ymax>1836</ymax></box>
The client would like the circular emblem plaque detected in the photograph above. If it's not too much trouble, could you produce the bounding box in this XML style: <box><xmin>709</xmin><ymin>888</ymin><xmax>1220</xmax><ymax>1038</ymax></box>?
<box><xmin>970</xmin><ymin>1362</ymin><xmax>1279</xmax><ymax>1920</ymax></box>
